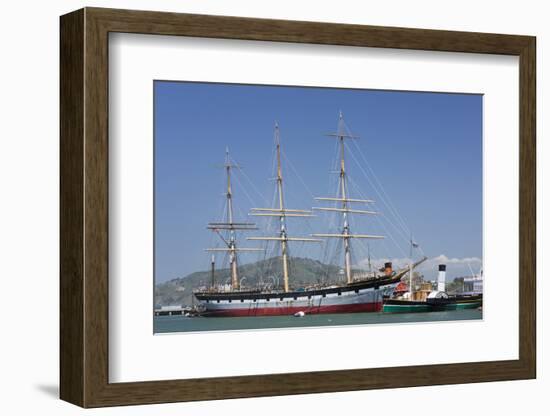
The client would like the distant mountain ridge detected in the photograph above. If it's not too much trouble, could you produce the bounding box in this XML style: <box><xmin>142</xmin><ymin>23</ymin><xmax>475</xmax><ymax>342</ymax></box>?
<box><xmin>155</xmin><ymin>257</ymin><xmax>342</xmax><ymax>307</ymax></box>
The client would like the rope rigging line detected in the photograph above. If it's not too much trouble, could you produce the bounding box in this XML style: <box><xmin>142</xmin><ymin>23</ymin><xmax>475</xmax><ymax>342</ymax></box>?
<box><xmin>344</xmin><ymin>202</ymin><xmax>391</xmax><ymax>267</ymax></box>
<box><xmin>280</xmin><ymin>149</ymin><xmax>316</xmax><ymax>200</ymax></box>
<box><xmin>228</xmin><ymin>153</ymin><xmax>270</xmax><ymax>207</ymax></box>
<box><xmin>349</xmin><ymin>139</ymin><xmax>413</xmax><ymax>238</ymax></box>
<box><xmin>231</xmin><ymin>172</ymin><xmax>259</xmax><ymax>219</ymax></box>
<box><xmin>346</xmin><ymin>174</ymin><xmax>406</xmax><ymax>252</ymax></box>
<box><xmin>344</xmin><ymin>142</ymin><xmax>414</xmax><ymax>248</ymax></box>
<box><xmin>346</xmin><ymin>174</ymin><xmax>409</xmax><ymax>259</ymax></box>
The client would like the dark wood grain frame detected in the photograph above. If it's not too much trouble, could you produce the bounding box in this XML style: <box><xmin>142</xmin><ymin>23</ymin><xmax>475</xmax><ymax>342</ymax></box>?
<box><xmin>60</xmin><ymin>7</ymin><xmax>536</xmax><ymax>408</ymax></box>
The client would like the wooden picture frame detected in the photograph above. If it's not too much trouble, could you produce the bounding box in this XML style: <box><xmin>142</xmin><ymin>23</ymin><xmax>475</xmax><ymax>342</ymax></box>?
<box><xmin>60</xmin><ymin>7</ymin><xmax>536</xmax><ymax>408</ymax></box>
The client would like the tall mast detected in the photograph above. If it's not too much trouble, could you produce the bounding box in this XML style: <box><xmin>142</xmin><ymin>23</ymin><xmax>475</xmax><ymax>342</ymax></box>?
<box><xmin>312</xmin><ymin>111</ymin><xmax>384</xmax><ymax>284</ymax></box>
<box><xmin>338</xmin><ymin>113</ymin><xmax>353</xmax><ymax>283</ymax></box>
<box><xmin>409</xmin><ymin>233</ymin><xmax>414</xmax><ymax>298</ymax></box>
<box><xmin>211</xmin><ymin>254</ymin><xmax>216</xmax><ymax>288</ymax></box>
<box><xmin>225</xmin><ymin>148</ymin><xmax>238</xmax><ymax>288</ymax></box>
<box><xmin>367</xmin><ymin>243</ymin><xmax>372</xmax><ymax>274</ymax></box>
<box><xmin>206</xmin><ymin>149</ymin><xmax>263</xmax><ymax>291</ymax></box>
<box><xmin>248</xmin><ymin>123</ymin><xmax>321</xmax><ymax>292</ymax></box>
<box><xmin>275</xmin><ymin>124</ymin><xmax>290</xmax><ymax>291</ymax></box>
<box><xmin>408</xmin><ymin>234</ymin><xmax>419</xmax><ymax>298</ymax></box>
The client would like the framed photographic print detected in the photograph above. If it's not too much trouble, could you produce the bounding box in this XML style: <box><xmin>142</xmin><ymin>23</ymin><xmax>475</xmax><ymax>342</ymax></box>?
<box><xmin>60</xmin><ymin>7</ymin><xmax>536</xmax><ymax>408</ymax></box>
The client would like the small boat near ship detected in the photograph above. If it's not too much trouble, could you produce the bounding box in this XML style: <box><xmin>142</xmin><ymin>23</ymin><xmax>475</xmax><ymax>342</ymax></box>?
<box><xmin>382</xmin><ymin>264</ymin><xmax>483</xmax><ymax>313</ymax></box>
<box><xmin>193</xmin><ymin>112</ymin><xmax>427</xmax><ymax>317</ymax></box>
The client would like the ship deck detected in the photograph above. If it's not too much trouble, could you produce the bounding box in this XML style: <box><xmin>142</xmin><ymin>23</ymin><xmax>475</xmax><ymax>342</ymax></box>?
<box><xmin>194</xmin><ymin>274</ymin><xmax>403</xmax><ymax>302</ymax></box>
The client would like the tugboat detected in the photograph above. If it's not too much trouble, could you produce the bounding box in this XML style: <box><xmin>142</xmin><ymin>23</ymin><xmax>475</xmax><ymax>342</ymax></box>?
<box><xmin>425</xmin><ymin>265</ymin><xmax>483</xmax><ymax>310</ymax></box>
<box><xmin>383</xmin><ymin>264</ymin><xmax>483</xmax><ymax>313</ymax></box>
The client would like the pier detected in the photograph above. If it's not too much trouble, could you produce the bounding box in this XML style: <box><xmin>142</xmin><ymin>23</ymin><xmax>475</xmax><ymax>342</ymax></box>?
<box><xmin>154</xmin><ymin>306</ymin><xmax>199</xmax><ymax>316</ymax></box>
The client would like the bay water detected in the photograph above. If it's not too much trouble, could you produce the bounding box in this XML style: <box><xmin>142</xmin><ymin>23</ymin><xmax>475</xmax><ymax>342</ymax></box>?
<box><xmin>154</xmin><ymin>309</ymin><xmax>482</xmax><ymax>334</ymax></box>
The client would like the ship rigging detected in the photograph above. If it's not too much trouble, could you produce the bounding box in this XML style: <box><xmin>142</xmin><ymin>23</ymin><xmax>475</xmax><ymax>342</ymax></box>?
<box><xmin>194</xmin><ymin>112</ymin><xmax>427</xmax><ymax>316</ymax></box>
<box><xmin>312</xmin><ymin>111</ymin><xmax>385</xmax><ymax>284</ymax></box>
<box><xmin>247</xmin><ymin>123</ymin><xmax>322</xmax><ymax>292</ymax></box>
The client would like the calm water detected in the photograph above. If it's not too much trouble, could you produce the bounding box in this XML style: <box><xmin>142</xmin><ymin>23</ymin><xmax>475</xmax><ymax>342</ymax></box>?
<box><xmin>154</xmin><ymin>309</ymin><xmax>482</xmax><ymax>334</ymax></box>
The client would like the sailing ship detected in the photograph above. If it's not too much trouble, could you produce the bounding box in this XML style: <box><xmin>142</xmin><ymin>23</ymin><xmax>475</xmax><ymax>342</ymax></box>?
<box><xmin>194</xmin><ymin>112</ymin><xmax>426</xmax><ymax>317</ymax></box>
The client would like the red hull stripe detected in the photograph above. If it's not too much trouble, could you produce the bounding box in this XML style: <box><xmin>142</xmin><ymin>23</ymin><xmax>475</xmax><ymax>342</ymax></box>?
<box><xmin>202</xmin><ymin>302</ymin><xmax>383</xmax><ymax>317</ymax></box>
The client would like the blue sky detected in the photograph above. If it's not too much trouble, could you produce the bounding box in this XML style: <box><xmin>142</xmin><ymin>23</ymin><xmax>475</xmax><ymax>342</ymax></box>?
<box><xmin>154</xmin><ymin>81</ymin><xmax>482</xmax><ymax>283</ymax></box>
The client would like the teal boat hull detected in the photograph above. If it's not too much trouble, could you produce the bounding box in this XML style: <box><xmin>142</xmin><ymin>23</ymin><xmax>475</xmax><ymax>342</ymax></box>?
<box><xmin>383</xmin><ymin>300</ymin><xmax>432</xmax><ymax>313</ymax></box>
<box><xmin>383</xmin><ymin>295</ymin><xmax>482</xmax><ymax>313</ymax></box>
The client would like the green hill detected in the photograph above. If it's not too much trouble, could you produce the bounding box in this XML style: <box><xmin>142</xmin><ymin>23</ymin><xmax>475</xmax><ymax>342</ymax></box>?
<box><xmin>155</xmin><ymin>257</ymin><xmax>342</xmax><ymax>307</ymax></box>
